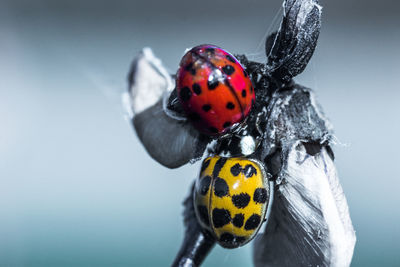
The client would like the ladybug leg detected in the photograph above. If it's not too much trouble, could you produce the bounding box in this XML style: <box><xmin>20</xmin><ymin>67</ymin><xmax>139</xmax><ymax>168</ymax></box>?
<box><xmin>171</xmin><ymin>183</ymin><xmax>215</xmax><ymax>267</ymax></box>
<box><xmin>266</xmin><ymin>0</ymin><xmax>322</xmax><ymax>83</ymax></box>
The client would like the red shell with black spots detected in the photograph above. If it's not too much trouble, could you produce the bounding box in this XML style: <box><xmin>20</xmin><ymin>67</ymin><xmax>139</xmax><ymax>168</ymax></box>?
<box><xmin>176</xmin><ymin>45</ymin><xmax>255</xmax><ymax>136</ymax></box>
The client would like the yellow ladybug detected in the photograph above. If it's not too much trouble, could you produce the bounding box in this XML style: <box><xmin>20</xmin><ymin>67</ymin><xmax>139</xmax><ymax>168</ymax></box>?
<box><xmin>193</xmin><ymin>156</ymin><xmax>273</xmax><ymax>248</ymax></box>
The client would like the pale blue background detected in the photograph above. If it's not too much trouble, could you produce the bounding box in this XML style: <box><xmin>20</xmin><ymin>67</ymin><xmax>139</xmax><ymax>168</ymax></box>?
<box><xmin>0</xmin><ymin>0</ymin><xmax>399</xmax><ymax>266</ymax></box>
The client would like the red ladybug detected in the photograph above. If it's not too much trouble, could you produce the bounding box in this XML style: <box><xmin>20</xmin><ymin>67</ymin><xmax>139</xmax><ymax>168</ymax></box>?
<box><xmin>176</xmin><ymin>45</ymin><xmax>255</xmax><ymax>136</ymax></box>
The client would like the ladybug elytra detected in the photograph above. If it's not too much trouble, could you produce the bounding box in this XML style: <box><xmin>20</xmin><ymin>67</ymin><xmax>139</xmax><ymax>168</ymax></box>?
<box><xmin>176</xmin><ymin>45</ymin><xmax>255</xmax><ymax>136</ymax></box>
<box><xmin>193</xmin><ymin>156</ymin><xmax>271</xmax><ymax>248</ymax></box>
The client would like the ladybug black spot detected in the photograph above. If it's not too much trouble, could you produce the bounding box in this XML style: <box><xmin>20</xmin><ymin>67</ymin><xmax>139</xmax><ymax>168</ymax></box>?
<box><xmin>232</xmin><ymin>213</ymin><xmax>244</xmax><ymax>228</ymax></box>
<box><xmin>219</xmin><ymin>232</ymin><xmax>234</xmax><ymax>243</ymax></box>
<box><xmin>185</xmin><ymin>62</ymin><xmax>196</xmax><ymax>75</ymax></box>
<box><xmin>235</xmin><ymin>236</ymin><xmax>246</xmax><ymax>244</ymax></box>
<box><xmin>208</xmin><ymin>79</ymin><xmax>219</xmax><ymax>90</ymax></box>
<box><xmin>197</xmin><ymin>205</ymin><xmax>210</xmax><ymax>226</ymax></box>
<box><xmin>184</xmin><ymin>62</ymin><xmax>193</xmax><ymax>71</ymax></box>
<box><xmin>223</xmin><ymin>121</ymin><xmax>231</xmax><ymax>128</ymax></box>
<box><xmin>212</xmin><ymin>157</ymin><xmax>227</xmax><ymax>178</ymax></box>
<box><xmin>188</xmin><ymin>112</ymin><xmax>201</xmax><ymax>121</ymax></box>
<box><xmin>222</xmin><ymin>65</ymin><xmax>235</xmax><ymax>75</ymax></box>
<box><xmin>226</xmin><ymin>102</ymin><xmax>235</xmax><ymax>110</ymax></box>
<box><xmin>202</xmin><ymin>104</ymin><xmax>211</xmax><ymax>112</ymax></box>
<box><xmin>180</xmin><ymin>86</ymin><xmax>192</xmax><ymax>102</ymax></box>
<box><xmin>226</xmin><ymin>55</ymin><xmax>236</xmax><ymax>63</ymax></box>
<box><xmin>232</xmin><ymin>193</ymin><xmax>251</xmax><ymax>209</ymax></box>
<box><xmin>199</xmin><ymin>176</ymin><xmax>211</xmax><ymax>195</ymax></box>
<box><xmin>244</xmin><ymin>164</ymin><xmax>257</xmax><ymax>178</ymax></box>
<box><xmin>192</xmin><ymin>83</ymin><xmax>202</xmax><ymax>95</ymax></box>
<box><xmin>212</xmin><ymin>208</ymin><xmax>231</xmax><ymax>228</ymax></box>
<box><xmin>254</xmin><ymin>188</ymin><xmax>268</xmax><ymax>204</ymax></box>
<box><xmin>242</xmin><ymin>89</ymin><xmax>247</xmax><ymax>98</ymax></box>
<box><xmin>219</xmin><ymin>233</ymin><xmax>246</xmax><ymax>247</ymax></box>
<box><xmin>214</xmin><ymin>177</ymin><xmax>229</xmax><ymax>197</ymax></box>
<box><xmin>244</xmin><ymin>214</ymin><xmax>261</xmax><ymax>230</ymax></box>
<box><xmin>205</xmin><ymin>47</ymin><xmax>215</xmax><ymax>54</ymax></box>
<box><xmin>230</xmin><ymin>163</ymin><xmax>242</xmax><ymax>176</ymax></box>
<box><xmin>201</xmin><ymin>159</ymin><xmax>211</xmax><ymax>172</ymax></box>
<box><xmin>208</xmin><ymin>127</ymin><xmax>219</xmax><ymax>134</ymax></box>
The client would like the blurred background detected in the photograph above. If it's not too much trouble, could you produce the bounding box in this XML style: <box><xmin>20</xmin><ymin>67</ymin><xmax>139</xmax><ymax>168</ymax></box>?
<box><xmin>0</xmin><ymin>0</ymin><xmax>399</xmax><ymax>266</ymax></box>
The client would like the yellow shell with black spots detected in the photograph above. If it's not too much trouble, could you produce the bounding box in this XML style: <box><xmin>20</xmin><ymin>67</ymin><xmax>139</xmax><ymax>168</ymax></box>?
<box><xmin>193</xmin><ymin>156</ymin><xmax>270</xmax><ymax>248</ymax></box>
